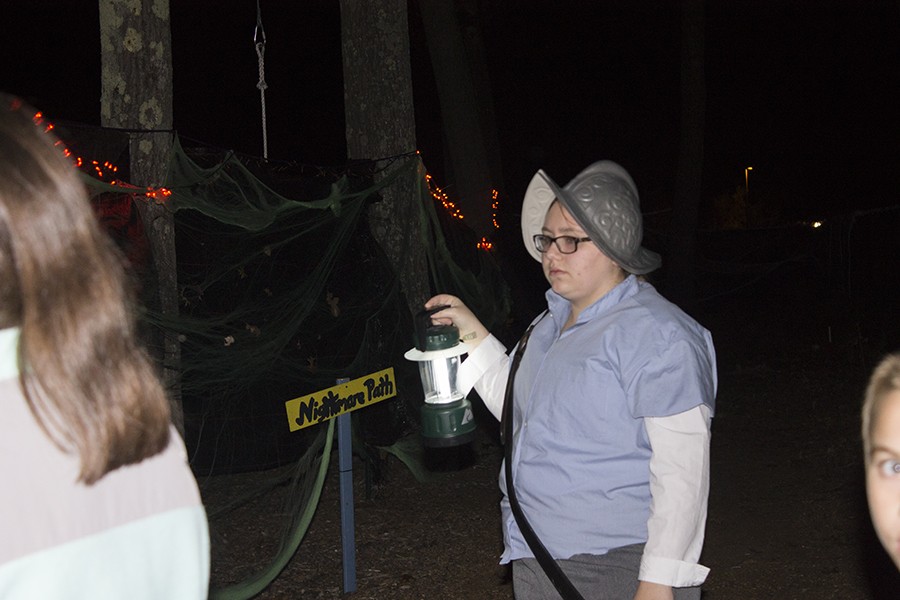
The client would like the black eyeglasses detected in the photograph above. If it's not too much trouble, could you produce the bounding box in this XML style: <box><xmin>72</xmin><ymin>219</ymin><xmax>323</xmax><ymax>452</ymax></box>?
<box><xmin>533</xmin><ymin>234</ymin><xmax>592</xmax><ymax>254</ymax></box>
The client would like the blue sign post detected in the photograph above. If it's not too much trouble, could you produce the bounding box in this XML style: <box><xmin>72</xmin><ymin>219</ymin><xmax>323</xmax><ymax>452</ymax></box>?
<box><xmin>335</xmin><ymin>379</ymin><xmax>356</xmax><ymax>594</ymax></box>
<box><xmin>285</xmin><ymin>368</ymin><xmax>397</xmax><ymax>595</ymax></box>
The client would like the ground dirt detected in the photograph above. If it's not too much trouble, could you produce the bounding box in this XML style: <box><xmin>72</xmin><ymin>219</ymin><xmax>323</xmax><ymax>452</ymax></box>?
<box><xmin>199</xmin><ymin>278</ymin><xmax>900</xmax><ymax>599</ymax></box>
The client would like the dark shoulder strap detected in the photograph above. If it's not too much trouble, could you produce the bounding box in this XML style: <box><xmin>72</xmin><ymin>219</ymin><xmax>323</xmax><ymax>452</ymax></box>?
<box><xmin>500</xmin><ymin>310</ymin><xmax>547</xmax><ymax>445</ymax></box>
<box><xmin>501</xmin><ymin>312</ymin><xmax>585</xmax><ymax>600</ymax></box>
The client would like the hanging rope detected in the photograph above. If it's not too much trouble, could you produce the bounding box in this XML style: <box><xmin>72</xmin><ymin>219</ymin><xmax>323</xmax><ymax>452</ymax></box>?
<box><xmin>254</xmin><ymin>0</ymin><xmax>269</xmax><ymax>159</ymax></box>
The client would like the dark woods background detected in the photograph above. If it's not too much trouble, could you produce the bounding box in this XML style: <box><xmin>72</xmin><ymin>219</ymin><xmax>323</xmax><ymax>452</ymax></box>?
<box><xmin>5</xmin><ymin>0</ymin><xmax>899</xmax><ymax>475</ymax></box>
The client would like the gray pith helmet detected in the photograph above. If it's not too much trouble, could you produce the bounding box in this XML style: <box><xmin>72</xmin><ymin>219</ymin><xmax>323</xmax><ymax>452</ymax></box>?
<box><xmin>520</xmin><ymin>160</ymin><xmax>662</xmax><ymax>274</ymax></box>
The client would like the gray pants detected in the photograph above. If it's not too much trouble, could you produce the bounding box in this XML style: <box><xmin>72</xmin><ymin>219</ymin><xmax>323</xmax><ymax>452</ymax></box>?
<box><xmin>512</xmin><ymin>544</ymin><xmax>701</xmax><ymax>600</ymax></box>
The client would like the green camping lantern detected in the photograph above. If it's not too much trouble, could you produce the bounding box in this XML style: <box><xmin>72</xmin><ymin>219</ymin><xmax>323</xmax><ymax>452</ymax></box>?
<box><xmin>404</xmin><ymin>306</ymin><xmax>475</xmax><ymax>447</ymax></box>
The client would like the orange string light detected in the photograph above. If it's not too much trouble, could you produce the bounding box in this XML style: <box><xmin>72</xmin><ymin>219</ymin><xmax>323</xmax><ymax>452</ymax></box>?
<box><xmin>424</xmin><ymin>164</ymin><xmax>503</xmax><ymax>251</ymax></box>
<box><xmin>34</xmin><ymin>112</ymin><xmax>172</xmax><ymax>202</ymax></box>
<box><xmin>425</xmin><ymin>172</ymin><xmax>465</xmax><ymax>221</ymax></box>
<box><xmin>491</xmin><ymin>188</ymin><xmax>500</xmax><ymax>230</ymax></box>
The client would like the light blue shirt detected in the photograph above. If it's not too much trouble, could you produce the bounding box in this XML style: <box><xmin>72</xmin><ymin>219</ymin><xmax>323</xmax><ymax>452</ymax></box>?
<box><xmin>461</xmin><ymin>275</ymin><xmax>717</xmax><ymax>573</ymax></box>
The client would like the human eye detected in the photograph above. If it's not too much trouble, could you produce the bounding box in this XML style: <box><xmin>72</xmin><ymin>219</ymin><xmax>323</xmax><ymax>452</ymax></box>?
<box><xmin>877</xmin><ymin>458</ymin><xmax>900</xmax><ymax>477</ymax></box>
<box><xmin>559</xmin><ymin>236</ymin><xmax>578</xmax><ymax>252</ymax></box>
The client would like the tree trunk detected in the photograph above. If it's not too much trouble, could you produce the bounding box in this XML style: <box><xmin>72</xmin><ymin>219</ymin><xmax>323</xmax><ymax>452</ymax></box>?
<box><xmin>666</xmin><ymin>0</ymin><xmax>706</xmax><ymax>311</ymax></box>
<box><xmin>418</xmin><ymin>0</ymin><xmax>496</xmax><ymax>238</ymax></box>
<box><xmin>99</xmin><ymin>0</ymin><xmax>183</xmax><ymax>434</ymax></box>
<box><xmin>340</xmin><ymin>0</ymin><xmax>429</xmax><ymax>314</ymax></box>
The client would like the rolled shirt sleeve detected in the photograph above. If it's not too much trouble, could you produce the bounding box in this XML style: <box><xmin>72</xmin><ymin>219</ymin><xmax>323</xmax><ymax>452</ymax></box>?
<box><xmin>640</xmin><ymin>404</ymin><xmax>712</xmax><ymax>587</ymax></box>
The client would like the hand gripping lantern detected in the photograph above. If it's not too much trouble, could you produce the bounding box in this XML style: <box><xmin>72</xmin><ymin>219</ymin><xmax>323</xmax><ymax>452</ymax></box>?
<box><xmin>404</xmin><ymin>306</ymin><xmax>476</xmax><ymax>447</ymax></box>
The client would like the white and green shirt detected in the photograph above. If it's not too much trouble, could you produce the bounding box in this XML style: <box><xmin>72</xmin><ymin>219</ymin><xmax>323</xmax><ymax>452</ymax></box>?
<box><xmin>0</xmin><ymin>328</ymin><xmax>210</xmax><ymax>599</ymax></box>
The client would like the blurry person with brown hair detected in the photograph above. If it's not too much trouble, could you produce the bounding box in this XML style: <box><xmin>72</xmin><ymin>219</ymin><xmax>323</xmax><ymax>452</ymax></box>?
<box><xmin>0</xmin><ymin>94</ymin><xmax>209</xmax><ymax>599</ymax></box>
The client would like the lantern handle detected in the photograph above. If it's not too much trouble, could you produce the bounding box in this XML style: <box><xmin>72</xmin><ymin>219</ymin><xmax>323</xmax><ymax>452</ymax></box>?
<box><xmin>413</xmin><ymin>305</ymin><xmax>453</xmax><ymax>351</ymax></box>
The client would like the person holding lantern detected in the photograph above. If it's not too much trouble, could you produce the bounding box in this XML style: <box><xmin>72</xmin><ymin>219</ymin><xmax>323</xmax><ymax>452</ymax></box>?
<box><xmin>426</xmin><ymin>160</ymin><xmax>717</xmax><ymax>600</ymax></box>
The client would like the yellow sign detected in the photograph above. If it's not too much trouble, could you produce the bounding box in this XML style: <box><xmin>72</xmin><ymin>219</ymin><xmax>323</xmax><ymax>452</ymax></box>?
<box><xmin>286</xmin><ymin>367</ymin><xmax>397</xmax><ymax>432</ymax></box>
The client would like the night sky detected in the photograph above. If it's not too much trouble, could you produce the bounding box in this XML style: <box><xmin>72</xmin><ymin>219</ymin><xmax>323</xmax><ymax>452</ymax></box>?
<box><xmin>6</xmin><ymin>1</ymin><xmax>900</xmax><ymax>224</ymax></box>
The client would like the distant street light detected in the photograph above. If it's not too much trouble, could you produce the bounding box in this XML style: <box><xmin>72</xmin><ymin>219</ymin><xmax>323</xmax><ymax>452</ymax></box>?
<box><xmin>745</xmin><ymin>166</ymin><xmax>753</xmax><ymax>194</ymax></box>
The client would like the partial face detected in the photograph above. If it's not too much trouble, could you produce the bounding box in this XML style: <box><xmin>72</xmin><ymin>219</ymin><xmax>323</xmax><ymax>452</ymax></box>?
<box><xmin>540</xmin><ymin>201</ymin><xmax>624</xmax><ymax>314</ymax></box>
<box><xmin>867</xmin><ymin>390</ymin><xmax>900</xmax><ymax>570</ymax></box>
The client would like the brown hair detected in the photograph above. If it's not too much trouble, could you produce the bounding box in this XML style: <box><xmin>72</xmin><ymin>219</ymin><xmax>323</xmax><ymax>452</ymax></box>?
<box><xmin>862</xmin><ymin>353</ymin><xmax>900</xmax><ymax>463</ymax></box>
<box><xmin>0</xmin><ymin>94</ymin><xmax>170</xmax><ymax>484</ymax></box>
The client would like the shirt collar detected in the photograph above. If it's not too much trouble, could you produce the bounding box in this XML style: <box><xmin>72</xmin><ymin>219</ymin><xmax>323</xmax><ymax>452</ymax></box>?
<box><xmin>0</xmin><ymin>327</ymin><xmax>20</xmax><ymax>381</ymax></box>
<box><xmin>545</xmin><ymin>274</ymin><xmax>640</xmax><ymax>330</ymax></box>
